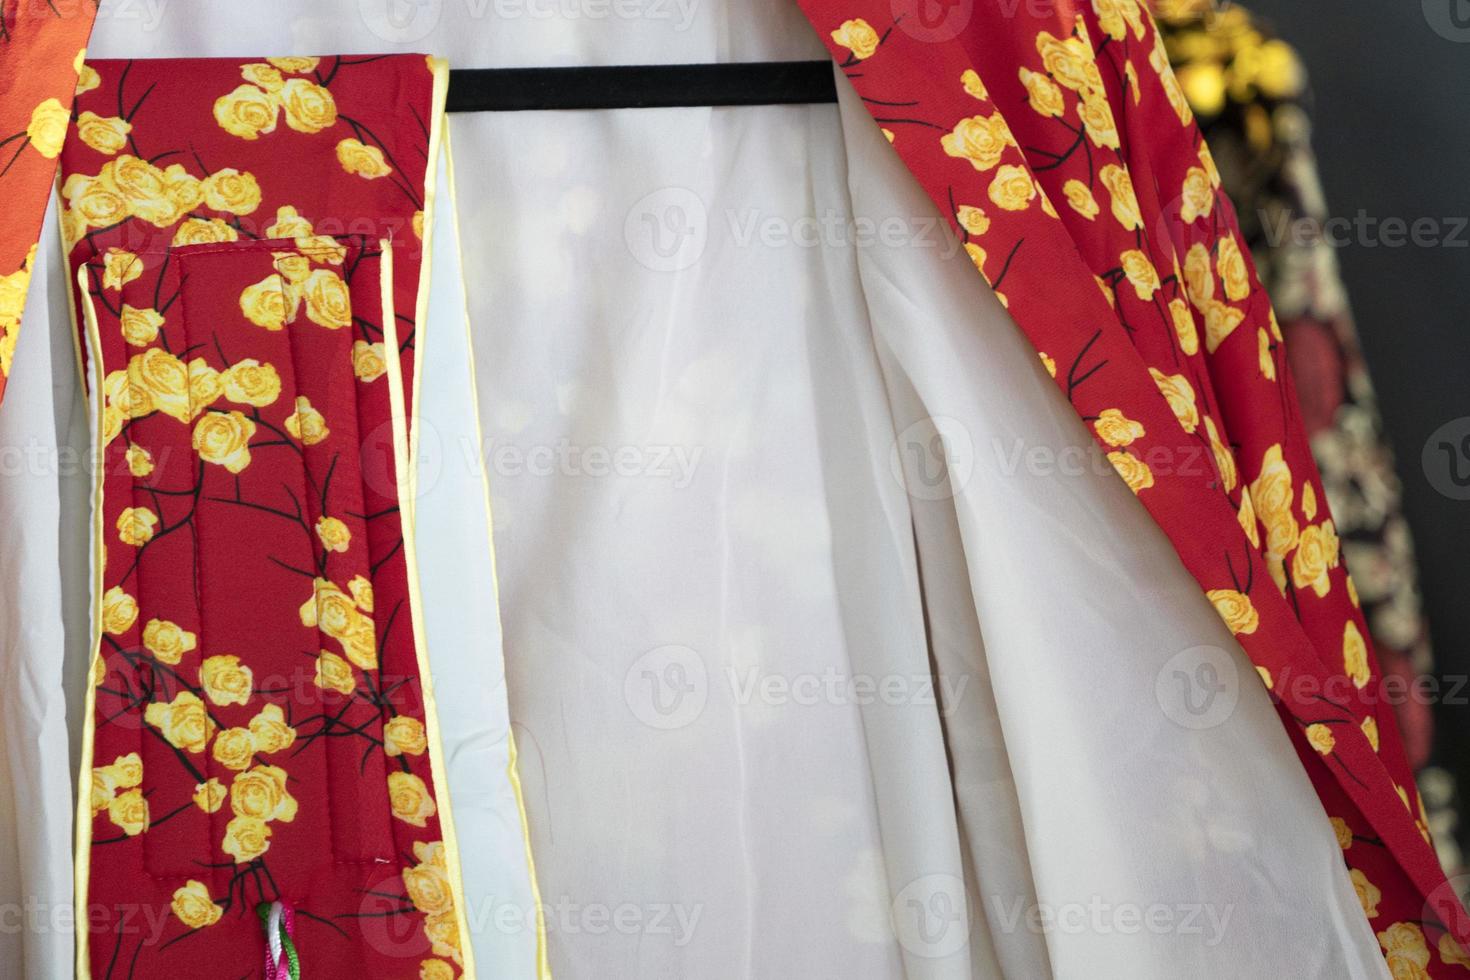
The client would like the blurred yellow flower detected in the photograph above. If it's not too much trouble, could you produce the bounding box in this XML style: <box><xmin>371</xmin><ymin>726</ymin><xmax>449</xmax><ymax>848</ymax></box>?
<box><xmin>26</xmin><ymin>98</ymin><xmax>69</xmax><ymax>158</ymax></box>
<box><xmin>241</xmin><ymin>63</ymin><xmax>284</xmax><ymax>92</ymax></box>
<box><xmin>222</xmin><ymin>815</ymin><xmax>272</xmax><ymax>863</ymax></box>
<box><xmin>955</xmin><ymin>204</ymin><xmax>989</xmax><ymax>236</ymax></box>
<box><xmin>173</xmin><ymin>217</ymin><xmax>239</xmax><ymax>248</ymax></box>
<box><xmin>314</xmin><ymin>651</ymin><xmax>356</xmax><ymax>696</ymax></box>
<box><xmin>230</xmin><ymin>764</ymin><xmax>297</xmax><ymax>822</ymax></box>
<box><xmin>1148</xmin><ymin>368</ymin><xmax>1199</xmax><ymax>433</ymax></box>
<box><xmin>193</xmin><ymin>778</ymin><xmax>227</xmax><ymax>813</ymax></box>
<box><xmin>77</xmin><ymin>111</ymin><xmax>133</xmax><ymax>156</ymax></box>
<box><xmin>1292</xmin><ymin>520</ymin><xmax>1340</xmax><ymax>598</ymax></box>
<box><xmin>201</xmin><ymin>654</ymin><xmax>254</xmax><ymax>707</ymax></box>
<box><xmin>385</xmin><ymin>716</ymin><xmax>428</xmax><ymax>757</ymax></box>
<box><xmin>281</xmin><ymin>78</ymin><xmax>338</xmax><ymax>133</ymax></box>
<box><xmin>102</xmin><ymin>586</ymin><xmax>138</xmax><ymax>635</ymax></box>
<box><xmin>303</xmin><ymin>268</ymin><xmax>351</xmax><ymax>329</ymax></box>
<box><xmin>1107</xmin><ymin>450</ymin><xmax>1154</xmax><ymax>493</ymax></box>
<box><xmin>102</xmin><ymin>248</ymin><xmax>144</xmax><ymax>291</ymax></box>
<box><xmin>193</xmin><ymin>410</ymin><xmax>256</xmax><ymax>474</ymax></box>
<box><xmin>249</xmin><ymin>704</ymin><xmax>297</xmax><ymax>755</ymax></box>
<box><xmin>941</xmin><ymin>113</ymin><xmax>1012</xmax><ymax>172</ymax></box>
<box><xmin>349</xmin><ymin>574</ymin><xmax>374</xmax><ymax>611</ymax></box>
<box><xmin>240</xmin><ymin>273</ymin><xmax>299</xmax><ymax>331</ymax></box>
<box><xmin>212</xmin><ymin>727</ymin><xmax>256</xmax><ymax>772</ymax></box>
<box><xmin>316</xmin><ymin>515</ymin><xmax>352</xmax><ymax>553</ymax></box>
<box><xmin>1062</xmin><ymin>179</ymin><xmax>1099</xmax><ymax>220</ymax></box>
<box><xmin>142</xmin><ymin>618</ymin><xmax>197</xmax><ymax>665</ymax></box>
<box><xmin>388</xmin><ymin>771</ymin><xmax>437</xmax><ymax>827</ymax></box>
<box><xmin>1019</xmin><ymin>67</ymin><xmax>1063</xmax><ymax>118</ymax></box>
<box><xmin>221</xmin><ymin>358</ymin><xmax>282</xmax><ymax>407</ymax></box>
<box><xmin>1207</xmin><ymin>589</ymin><xmax>1259</xmax><ymax>635</ymax></box>
<box><xmin>144</xmin><ymin>691</ymin><xmax>216</xmax><ymax>754</ymax></box>
<box><xmin>830</xmin><ymin>18</ymin><xmax>880</xmax><ymax>60</ymax></box>
<box><xmin>1179</xmin><ymin>167</ymin><xmax>1214</xmax><ymax>223</ymax></box>
<box><xmin>268</xmin><ymin>57</ymin><xmax>320</xmax><ymax>74</ymax></box>
<box><xmin>987</xmin><ymin>165</ymin><xmax>1036</xmax><ymax>212</ymax></box>
<box><xmin>403</xmin><ymin>842</ymin><xmax>454</xmax><ymax>914</ymax></box>
<box><xmin>188</xmin><ymin>359</ymin><xmax>224</xmax><ymax>419</ymax></box>
<box><xmin>267</xmin><ymin>205</ymin><xmax>315</xmax><ymax>238</ymax></box>
<box><xmin>119</xmin><ymin>305</ymin><xmax>163</xmax><ymax>348</ymax></box>
<box><xmin>1094</xmin><ymin>408</ymin><xmax>1144</xmax><ymax>448</ymax></box>
<box><xmin>1343</xmin><ymin>620</ymin><xmax>1370</xmax><ymax>690</ymax></box>
<box><xmin>336</xmin><ymin>138</ymin><xmax>392</xmax><ymax>179</ymax></box>
<box><xmin>1169</xmin><ymin>299</ymin><xmax>1198</xmax><ymax>356</ymax></box>
<box><xmin>285</xmin><ymin>396</ymin><xmax>329</xmax><ymax>445</ymax></box>
<box><xmin>202</xmin><ymin>168</ymin><xmax>262</xmax><ymax>215</ymax></box>
<box><xmin>353</xmin><ymin>340</ymin><xmax>387</xmax><ymax>383</ymax></box>
<box><xmin>214</xmin><ymin>83</ymin><xmax>279</xmax><ymax>140</ymax></box>
<box><xmin>107</xmin><ymin>788</ymin><xmax>150</xmax><ymax>836</ymax></box>
<box><xmin>1216</xmin><ymin>235</ymin><xmax>1250</xmax><ymax>301</ymax></box>
<box><xmin>116</xmin><ymin>506</ymin><xmax>158</xmax><ymax>547</ymax></box>
<box><xmin>1306</xmin><ymin>723</ymin><xmax>1335</xmax><ymax>755</ymax></box>
<box><xmin>1098</xmin><ymin>164</ymin><xmax>1141</xmax><ymax>230</ymax></box>
<box><xmin>1120</xmin><ymin>249</ymin><xmax>1160</xmax><ymax>299</ymax></box>
<box><xmin>1249</xmin><ymin>444</ymin><xmax>1299</xmax><ymax>559</ymax></box>
<box><xmin>171</xmin><ymin>880</ymin><xmax>223</xmax><ymax>929</ymax></box>
<box><xmin>1349</xmin><ymin>869</ymin><xmax>1380</xmax><ymax>918</ymax></box>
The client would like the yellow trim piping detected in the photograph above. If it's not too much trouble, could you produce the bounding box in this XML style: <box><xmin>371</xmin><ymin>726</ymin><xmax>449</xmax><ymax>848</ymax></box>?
<box><xmin>406</xmin><ymin>56</ymin><xmax>452</xmax><ymax>523</ymax></box>
<box><xmin>72</xmin><ymin>268</ymin><xmax>108</xmax><ymax>979</ymax></box>
<box><xmin>54</xmin><ymin>176</ymin><xmax>87</xmax><ymax>397</ymax></box>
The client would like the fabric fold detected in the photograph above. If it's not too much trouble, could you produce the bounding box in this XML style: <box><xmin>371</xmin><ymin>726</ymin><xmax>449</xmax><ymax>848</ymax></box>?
<box><xmin>795</xmin><ymin>0</ymin><xmax>1470</xmax><ymax>971</ymax></box>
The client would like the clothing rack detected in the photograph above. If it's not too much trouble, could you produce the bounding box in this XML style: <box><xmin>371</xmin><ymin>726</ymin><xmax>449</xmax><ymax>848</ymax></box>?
<box><xmin>446</xmin><ymin>61</ymin><xmax>837</xmax><ymax>111</ymax></box>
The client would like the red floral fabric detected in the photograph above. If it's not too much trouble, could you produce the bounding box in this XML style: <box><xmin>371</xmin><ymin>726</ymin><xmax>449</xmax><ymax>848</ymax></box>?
<box><xmin>799</xmin><ymin>2</ymin><xmax>1470</xmax><ymax>973</ymax></box>
<box><xmin>63</xmin><ymin>56</ymin><xmax>465</xmax><ymax>979</ymax></box>
<box><xmin>0</xmin><ymin>0</ymin><xmax>98</xmax><ymax>403</ymax></box>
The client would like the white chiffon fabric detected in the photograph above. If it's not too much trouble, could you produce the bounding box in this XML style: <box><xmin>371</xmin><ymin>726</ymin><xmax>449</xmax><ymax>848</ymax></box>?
<box><xmin>0</xmin><ymin>201</ymin><xmax>81</xmax><ymax>980</ymax></box>
<box><xmin>0</xmin><ymin>1</ymin><xmax>1390</xmax><ymax>977</ymax></box>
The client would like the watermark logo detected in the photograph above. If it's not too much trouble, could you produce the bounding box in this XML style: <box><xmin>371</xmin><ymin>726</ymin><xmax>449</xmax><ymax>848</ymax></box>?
<box><xmin>95</xmin><ymin>0</ymin><xmax>169</xmax><ymax>31</ymax></box>
<box><xmin>1155</xmin><ymin>645</ymin><xmax>1239</xmax><ymax>730</ymax></box>
<box><xmin>1423</xmin><ymin>417</ymin><xmax>1470</xmax><ymax>500</ymax></box>
<box><xmin>360</xmin><ymin>887</ymin><xmax>432</xmax><ymax>959</ymax></box>
<box><xmin>1424</xmin><ymin>0</ymin><xmax>1470</xmax><ymax>41</ymax></box>
<box><xmin>892</xmin><ymin>0</ymin><xmax>973</xmax><ymax>43</ymax></box>
<box><xmin>359</xmin><ymin>418</ymin><xmax>407</xmax><ymax>500</ymax></box>
<box><xmin>988</xmin><ymin>896</ymin><xmax>1234</xmax><ymax>945</ymax></box>
<box><xmin>360</xmin><ymin>0</ymin><xmax>444</xmax><ymax>42</ymax></box>
<box><xmin>624</xmin><ymin>645</ymin><xmax>707</xmax><ymax>729</ymax></box>
<box><xmin>1425</xmin><ymin>874</ymin><xmax>1470</xmax><ymax>942</ymax></box>
<box><xmin>724</xmin><ymin>666</ymin><xmax>969</xmax><ymax>711</ymax></box>
<box><xmin>1258</xmin><ymin>208</ymin><xmax>1469</xmax><ymax>250</ymax></box>
<box><xmin>891</xmin><ymin>416</ymin><xmax>975</xmax><ymax>501</ymax></box>
<box><xmin>892</xmin><ymin>874</ymin><xmax>971</xmax><ymax>958</ymax></box>
<box><xmin>624</xmin><ymin>188</ymin><xmax>708</xmax><ymax>272</ymax></box>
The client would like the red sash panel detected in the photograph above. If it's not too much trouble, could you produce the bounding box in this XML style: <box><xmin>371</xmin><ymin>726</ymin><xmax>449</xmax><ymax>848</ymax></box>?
<box><xmin>66</xmin><ymin>56</ymin><xmax>466</xmax><ymax>979</ymax></box>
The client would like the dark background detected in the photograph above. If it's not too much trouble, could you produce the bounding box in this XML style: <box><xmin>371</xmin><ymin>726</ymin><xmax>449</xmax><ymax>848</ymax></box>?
<box><xmin>1248</xmin><ymin>0</ymin><xmax>1470</xmax><ymax>848</ymax></box>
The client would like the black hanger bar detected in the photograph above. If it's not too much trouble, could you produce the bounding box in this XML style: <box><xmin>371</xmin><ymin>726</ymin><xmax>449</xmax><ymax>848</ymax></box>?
<box><xmin>447</xmin><ymin>61</ymin><xmax>837</xmax><ymax>112</ymax></box>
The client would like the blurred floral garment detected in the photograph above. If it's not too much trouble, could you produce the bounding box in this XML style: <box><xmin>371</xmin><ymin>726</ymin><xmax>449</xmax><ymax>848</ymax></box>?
<box><xmin>0</xmin><ymin>1</ymin><xmax>99</xmax><ymax>403</ymax></box>
<box><xmin>799</xmin><ymin>0</ymin><xmax>1470</xmax><ymax>972</ymax></box>
<box><xmin>1154</xmin><ymin>0</ymin><xmax>1461</xmax><ymax>876</ymax></box>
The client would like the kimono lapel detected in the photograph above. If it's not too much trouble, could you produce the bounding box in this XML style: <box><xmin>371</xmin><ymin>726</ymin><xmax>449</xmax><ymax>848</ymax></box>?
<box><xmin>796</xmin><ymin>0</ymin><xmax>1470</xmax><ymax>970</ymax></box>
